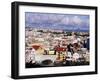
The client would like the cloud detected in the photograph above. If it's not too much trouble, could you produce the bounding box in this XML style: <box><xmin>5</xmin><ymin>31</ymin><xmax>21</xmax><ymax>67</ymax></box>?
<box><xmin>61</xmin><ymin>16</ymin><xmax>70</xmax><ymax>25</ymax></box>
<box><xmin>71</xmin><ymin>16</ymin><xmax>82</xmax><ymax>25</ymax></box>
<box><xmin>25</xmin><ymin>12</ymin><xmax>89</xmax><ymax>29</ymax></box>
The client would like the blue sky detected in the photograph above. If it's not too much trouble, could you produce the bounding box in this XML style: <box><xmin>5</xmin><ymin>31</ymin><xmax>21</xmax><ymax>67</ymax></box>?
<box><xmin>25</xmin><ymin>12</ymin><xmax>89</xmax><ymax>32</ymax></box>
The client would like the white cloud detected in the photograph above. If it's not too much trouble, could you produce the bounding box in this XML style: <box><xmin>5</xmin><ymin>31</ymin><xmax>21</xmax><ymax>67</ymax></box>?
<box><xmin>61</xmin><ymin>16</ymin><xmax>70</xmax><ymax>25</ymax></box>
<box><xmin>72</xmin><ymin>16</ymin><xmax>82</xmax><ymax>25</ymax></box>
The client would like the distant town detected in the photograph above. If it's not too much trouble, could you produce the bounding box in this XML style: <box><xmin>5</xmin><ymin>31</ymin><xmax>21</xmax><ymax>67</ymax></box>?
<box><xmin>25</xmin><ymin>27</ymin><xmax>90</xmax><ymax>68</ymax></box>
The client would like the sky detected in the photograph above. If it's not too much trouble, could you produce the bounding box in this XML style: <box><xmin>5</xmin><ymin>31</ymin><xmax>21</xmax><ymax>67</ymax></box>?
<box><xmin>25</xmin><ymin>12</ymin><xmax>89</xmax><ymax>32</ymax></box>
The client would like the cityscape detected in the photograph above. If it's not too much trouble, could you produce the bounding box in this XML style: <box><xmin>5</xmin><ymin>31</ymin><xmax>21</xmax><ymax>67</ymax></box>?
<box><xmin>25</xmin><ymin>12</ymin><xmax>90</xmax><ymax>68</ymax></box>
